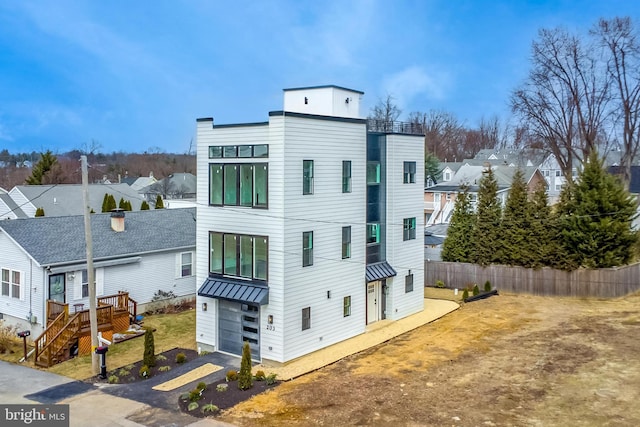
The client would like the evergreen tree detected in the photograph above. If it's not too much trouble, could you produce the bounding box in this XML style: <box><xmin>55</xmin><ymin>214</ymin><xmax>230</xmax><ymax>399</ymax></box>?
<box><xmin>155</xmin><ymin>194</ymin><xmax>164</xmax><ymax>209</ymax></box>
<box><xmin>143</xmin><ymin>329</ymin><xmax>156</xmax><ymax>367</ymax></box>
<box><xmin>35</xmin><ymin>207</ymin><xmax>45</xmax><ymax>217</ymax></box>
<box><xmin>118</xmin><ymin>197</ymin><xmax>126</xmax><ymax>210</ymax></box>
<box><xmin>473</xmin><ymin>166</ymin><xmax>502</xmax><ymax>266</ymax></box>
<box><xmin>107</xmin><ymin>194</ymin><xmax>117</xmax><ymax>212</ymax></box>
<box><xmin>527</xmin><ymin>181</ymin><xmax>554</xmax><ymax>268</ymax></box>
<box><xmin>25</xmin><ymin>151</ymin><xmax>58</xmax><ymax>185</ymax></box>
<box><xmin>555</xmin><ymin>153</ymin><xmax>638</xmax><ymax>269</ymax></box>
<box><xmin>498</xmin><ymin>169</ymin><xmax>530</xmax><ymax>266</ymax></box>
<box><xmin>238</xmin><ymin>341</ymin><xmax>253</xmax><ymax>390</ymax></box>
<box><xmin>125</xmin><ymin>200</ymin><xmax>132</xmax><ymax>211</ymax></box>
<box><xmin>140</xmin><ymin>200</ymin><xmax>150</xmax><ymax>210</ymax></box>
<box><xmin>101</xmin><ymin>193</ymin><xmax>110</xmax><ymax>213</ymax></box>
<box><xmin>441</xmin><ymin>184</ymin><xmax>476</xmax><ymax>262</ymax></box>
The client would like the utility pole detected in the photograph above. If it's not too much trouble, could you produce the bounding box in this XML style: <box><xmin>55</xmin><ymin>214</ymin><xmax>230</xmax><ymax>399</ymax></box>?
<box><xmin>81</xmin><ymin>156</ymin><xmax>99</xmax><ymax>375</ymax></box>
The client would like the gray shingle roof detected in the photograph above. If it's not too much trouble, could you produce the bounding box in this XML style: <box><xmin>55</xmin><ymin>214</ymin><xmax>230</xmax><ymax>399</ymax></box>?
<box><xmin>0</xmin><ymin>208</ymin><xmax>196</xmax><ymax>266</ymax></box>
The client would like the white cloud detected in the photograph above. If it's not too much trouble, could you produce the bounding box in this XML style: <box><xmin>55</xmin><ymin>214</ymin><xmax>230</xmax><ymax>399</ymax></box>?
<box><xmin>382</xmin><ymin>65</ymin><xmax>450</xmax><ymax>110</ymax></box>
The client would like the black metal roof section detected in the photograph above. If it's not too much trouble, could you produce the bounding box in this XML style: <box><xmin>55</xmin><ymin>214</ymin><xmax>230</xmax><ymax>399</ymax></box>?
<box><xmin>198</xmin><ymin>277</ymin><xmax>269</xmax><ymax>305</ymax></box>
<box><xmin>366</xmin><ymin>261</ymin><xmax>397</xmax><ymax>282</ymax></box>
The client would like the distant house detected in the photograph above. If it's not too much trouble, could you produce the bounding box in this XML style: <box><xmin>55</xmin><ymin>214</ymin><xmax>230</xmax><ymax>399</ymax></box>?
<box><xmin>140</xmin><ymin>173</ymin><xmax>197</xmax><ymax>204</ymax></box>
<box><xmin>0</xmin><ymin>208</ymin><xmax>196</xmax><ymax>338</ymax></box>
<box><xmin>609</xmin><ymin>165</ymin><xmax>640</xmax><ymax>230</ymax></box>
<box><xmin>2</xmin><ymin>184</ymin><xmax>145</xmax><ymax>218</ymax></box>
<box><xmin>424</xmin><ymin>164</ymin><xmax>545</xmax><ymax>226</ymax></box>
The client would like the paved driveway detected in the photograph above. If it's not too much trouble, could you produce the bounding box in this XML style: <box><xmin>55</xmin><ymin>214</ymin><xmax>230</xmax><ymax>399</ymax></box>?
<box><xmin>0</xmin><ymin>360</ymin><xmax>74</xmax><ymax>403</ymax></box>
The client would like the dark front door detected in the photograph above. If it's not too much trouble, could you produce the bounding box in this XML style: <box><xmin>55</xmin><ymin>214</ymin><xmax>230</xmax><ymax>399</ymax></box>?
<box><xmin>218</xmin><ymin>300</ymin><xmax>260</xmax><ymax>359</ymax></box>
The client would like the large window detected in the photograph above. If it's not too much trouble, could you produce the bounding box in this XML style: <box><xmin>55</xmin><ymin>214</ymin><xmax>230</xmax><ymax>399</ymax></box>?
<box><xmin>342</xmin><ymin>226</ymin><xmax>351</xmax><ymax>259</ymax></box>
<box><xmin>209</xmin><ymin>232</ymin><xmax>268</xmax><ymax>281</ymax></box>
<box><xmin>302</xmin><ymin>307</ymin><xmax>311</xmax><ymax>330</ymax></box>
<box><xmin>367</xmin><ymin>223</ymin><xmax>380</xmax><ymax>244</ymax></box>
<box><xmin>181</xmin><ymin>252</ymin><xmax>193</xmax><ymax>277</ymax></box>
<box><xmin>1</xmin><ymin>268</ymin><xmax>21</xmax><ymax>299</ymax></box>
<box><xmin>343</xmin><ymin>296</ymin><xmax>351</xmax><ymax>317</ymax></box>
<box><xmin>403</xmin><ymin>161</ymin><xmax>416</xmax><ymax>183</ymax></box>
<box><xmin>342</xmin><ymin>161</ymin><xmax>352</xmax><ymax>193</ymax></box>
<box><xmin>209</xmin><ymin>163</ymin><xmax>268</xmax><ymax>208</ymax></box>
<box><xmin>403</xmin><ymin>217</ymin><xmax>416</xmax><ymax>241</ymax></box>
<box><xmin>367</xmin><ymin>162</ymin><xmax>380</xmax><ymax>184</ymax></box>
<box><xmin>209</xmin><ymin>144</ymin><xmax>268</xmax><ymax>159</ymax></box>
<box><xmin>303</xmin><ymin>231</ymin><xmax>313</xmax><ymax>267</ymax></box>
<box><xmin>303</xmin><ymin>160</ymin><xmax>314</xmax><ymax>195</ymax></box>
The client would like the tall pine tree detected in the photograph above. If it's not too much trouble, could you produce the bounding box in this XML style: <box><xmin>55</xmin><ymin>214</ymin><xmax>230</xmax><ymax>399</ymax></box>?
<box><xmin>155</xmin><ymin>194</ymin><xmax>164</xmax><ymax>209</ymax></box>
<box><xmin>498</xmin><ymin>169</ymin><xmax>530</xmax><ymax>266</ymax></box>
<box><xmin>441</xmin><ymin>184</ymin><xmax>476</xmax><ymax>262</ymax></box>
<box><xmin>527</xmin><ymin>181</ymin><xmax>555</xmax><ymax>268</ymax></box>
<box><xmin>473</xmin><ymin>166</ymin><xmax>502</xmax><ymax>266</ymax></box>
<box><xmin>25</xmin><ymin>151</ymin><xmax>58</xmax><ymax>185</ymax></box>
<box><xmin>555</xmin><ymin>152</ymin><xmax>638</xmax><ymax>269</ymax></box>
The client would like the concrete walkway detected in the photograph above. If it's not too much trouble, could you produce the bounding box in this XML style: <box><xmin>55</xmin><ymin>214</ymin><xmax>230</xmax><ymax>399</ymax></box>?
<box><xmin>256</xmin><ymin>298</ymin><xmax>459</xmax><ymax>380</ymax></box>
<box><xmin>2</xmin><ymin>298</ymin><xmax>458</xmax><ymax>427</ymax></box>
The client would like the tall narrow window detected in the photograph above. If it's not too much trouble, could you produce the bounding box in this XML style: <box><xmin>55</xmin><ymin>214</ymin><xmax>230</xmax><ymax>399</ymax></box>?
<box><xmin>1</xmin><ymin>269</ymin><xmax>9</xmax><ymax>296</ymax></box>
<box><xmin>240</xmin><ymin>164</ymin><xmax>253</xmax><ymax>207</ymax></box>
<box><xmin>403</xmin><ymin>218</ymin><xmax>416</xmax><ymax>241</ymax></box>
<box><xmin>303</xmin><ymin>160</ymin><xmax>314</xmax><ymax>195</ymax></box>
<box><xmin>302</xmin><ymin>307</ymin><xmax>311</xmax><ymax>330</ymax></box>
<box><xmin>11</xmin><ymin>271</ymin><xmax>20</xmax><ymax>300</ymax></box>
<box><xmin>342</xmin><ymin>161</ymin><xmax>352</xmax><ymax>193</ymax></box>
<box><xmin>342</xmin><ymin>226</ymin><xmax>351</xmax><ymax>259</ymax></box>
<box><xmin>343</xmin><ymin>296</ymin><xmax>351</xmax><ymax>317</ymax></box>
<box><xmin>302</xmin><ymin>231</ymin><xmax>313</xmax><ymax>267</ymax></box>
<box><xmin>366</xmin><ymin>223</ymin><xmax>380</xmax><ymax>244</ymax></box>
<box><xmin>405</xmin><ymin>273</ymin><xmax>414</xmax><ymax>293</ymax></box>
<box><xmin>224</xmin><ymin>234</ymin><xmax>237</xmax><ymax>275</ymax></box>
<box><xmin>254</xmin><ymin>164</ymin><xmax>268</xmax><ymax>208</ymax></box>
<box><xmin>239</xmin><ymin>235</ymin><xmax>253</xmax><ymax>278</ymax></box>
<box><xmin>210</xmin><ymin>232</ymin><xmax>223</xmax><ymax>274</ymax></box>
<box><xmin>181</xmin><ymin>252</ymin><xmax>193</xmax><ymax>277</ymax></box>
<box><xmin>254</xmin><ymin>237</ymin><xmax>268</xmax><ymax>280</ymax></box>
<box><xmin>209</xmin><ymin>164</ymin><xmax>223</xmax><ymax>205</ymax></box>
<box><xmin>403</xmin><ymin>161</ymin><xmax>416</xmax><ymax>183</ymax></box>
<box><xmin>82</xmin><ymin>269</ymin><xmax>89</xmax><ymax>298</ymax></box>
<box><xmin>224</xmin><ymin>165</ymin><xmax>238</xmax><ymax>205</ymax></box>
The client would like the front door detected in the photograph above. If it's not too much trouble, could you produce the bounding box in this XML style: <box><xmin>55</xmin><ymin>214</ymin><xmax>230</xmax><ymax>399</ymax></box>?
<box><xmin>218</xmin><ymin>300</ymin><xmax>260</xmax><ymax>359</ymax></box>
<box><xmin>49</xmin><ymin>274</ymin><xmax>65</xmax><ymax>303</ymax></box>
<box><xmin>367</xmin><ymin>281</ymin><xmax>380</xmax><ymax>324</ymax></box>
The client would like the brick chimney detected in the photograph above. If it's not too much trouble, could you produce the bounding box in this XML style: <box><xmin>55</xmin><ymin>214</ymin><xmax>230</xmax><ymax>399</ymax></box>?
<box><xmin>110</xmin><ymin>209</ymin><xmax>125</xmax><ymax>232</ymax></box>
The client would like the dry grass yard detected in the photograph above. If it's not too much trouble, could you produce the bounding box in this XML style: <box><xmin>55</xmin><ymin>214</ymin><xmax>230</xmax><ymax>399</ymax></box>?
<box><xmin>220</xmin><ymin>291</ymin><xmax>640</xmax><ymax>426</ymax></box>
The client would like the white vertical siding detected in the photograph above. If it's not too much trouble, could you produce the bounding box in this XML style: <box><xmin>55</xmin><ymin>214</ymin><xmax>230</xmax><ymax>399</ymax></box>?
<box><xmin>384</xmin><ymin>134</ymin><xmax>425</xmax><ymax>320</ymax></box>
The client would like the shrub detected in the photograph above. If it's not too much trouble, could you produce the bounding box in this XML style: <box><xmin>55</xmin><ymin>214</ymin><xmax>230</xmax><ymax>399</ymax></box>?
<box><xmin>0</xmin><ymin>320</ymin><xmax>19</xmax><ymax>354</ymax></box>
<box><xmin>217</xmin><ymin>383</ymin><xmax>228</xmax><ymax>392</ymax></box>
<box><xmin>187</xmin><ymin>402</ymin><xmax>199</xmax><ymax>411</ymax></box>
<box><xmin>197</xmin><ymin>382</ymin><xmax>207</xmax><ymax>391</ymax></box>
<box><xmin>143</xmin><ymin>329</ymin><xmax>156</xmax><ymax>367</ymax></box>
<box><xmin>226</xmin><ymin>370</ymin><xmax>238</xmax><ymax>381</ymax></box>
<box><xmin>462</xmin><ymin>289</ymin><xmax>469</xmax><ymax>301</ymax></box>
<box><xmin>254</xmin><ymin>370</ymin><xmax>266</xmax><ymax>381</ymax></box>
<box><xmin>265</xmin><ymin>373</ymin><xmax>278</xmax><ymax>385</ymax></box>
<box><xmin>238</xmin><ymin>341</ymin><xmax>253</xmax><ymax>390</ymax></box>
<box><xmin>175</xmin><ymin>352</ymin><xmax>187</xmax><ymax>364</ymax></box>
<box><xmin>139</xmin><ymin>365</ymin><xmax>150</xmax><ymax>379</ymax></box>
<box><xmin>146</xmin><ymin>290</ymin><xmax>179</xmax><ymax>314</ymax></box>
<box><xmin>202</xmin><ymin>403</ymin><xmax>219</xmax><ymax>414</ymax></box>
<box><xmin>108</xmin><ymin>375</ymin><xmax>119</xmax><ymax>384</ymax></box>
<box><xmin>472</xmin><ymin>284</ymin><xmax>480</xmax><ymax>296</ymax></box>
<box><xmin>156</xmin><ymin>354</ymin><xmax>167</xmax><ymax>362</ymax></box>
<box><xmin>484</xmin><ymin>281</ymin><xmax>492</xmax><ymax>292</ymax></box>
<box><xmin>117</xmin><ymin>368</ymin><xmax>130</xmax><ymax>377</ymax></box>
<box><xmin>189</xmin><ymin>388</ymin><xmax>203</xmax><ymax>402</ymax></box>
<box><xmin>158</xmin><ymin>366</ymin><xmax>171</xmax><ymax>372</ymax></box>
<box><xmin>179</xmin><ymin>392</ymin><xmax>190</xmax><ymax>401</ymax></box>
<box><xmin>435</xmin><ymin>280</ymin><xmax>446</xmax><ymax>288</ymax></box>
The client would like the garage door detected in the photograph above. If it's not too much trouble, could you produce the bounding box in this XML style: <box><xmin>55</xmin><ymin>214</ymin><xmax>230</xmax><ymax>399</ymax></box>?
<box><xmin>218</xmin><ymin>300</ymin><xmax>260</xmax><ymax>358</ymax></box>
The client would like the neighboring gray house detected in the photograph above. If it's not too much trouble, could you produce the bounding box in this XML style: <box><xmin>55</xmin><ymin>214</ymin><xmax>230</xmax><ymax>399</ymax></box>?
<box><xmin>141</xmin><ymin>173</ymin><xmax>197</xmax><ymax>203</ymax></box>
<box><xmin>0</xmin><ymin>208</ymin><xmax>196</xmax><ymax>335</ymax></box>
<box><xmin>4</xmin><ymin>184</ymin><xmax>146</xmax><ymax>218</ymax></box>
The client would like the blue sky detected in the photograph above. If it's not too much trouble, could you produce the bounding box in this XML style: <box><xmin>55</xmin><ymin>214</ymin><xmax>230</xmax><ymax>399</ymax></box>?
<box><xmin>1</xmin><ymin>1</ymin><xmax>639</xmax><ymax>154</ymax></box>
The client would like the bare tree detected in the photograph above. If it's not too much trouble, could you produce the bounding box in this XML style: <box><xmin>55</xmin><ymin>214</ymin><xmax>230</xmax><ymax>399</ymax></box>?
<box><xmin>511</xmin><ymin>27</ymin><xmax>612</xmax><ymax>179</ymax></box>
<box><xmin>368</xmin><ymin>94</ymin><xmax>402</xmax><ymax>132</ymax></box>
<box><xmin>408</xmin><ymin>110</ymin><xmax>466</xmax><ymax>161</ymax></box>
<box><xmin>593</xmin><ymin>17</ymin><xmax>640</xmax><ymax>189</ymax></box>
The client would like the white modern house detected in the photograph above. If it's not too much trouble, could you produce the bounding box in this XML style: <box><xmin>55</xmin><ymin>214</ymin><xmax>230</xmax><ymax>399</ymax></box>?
<box><xmin>195</xmin><ymin>85</ymin><xmax>425</xmax><ymax>363</ymax></box>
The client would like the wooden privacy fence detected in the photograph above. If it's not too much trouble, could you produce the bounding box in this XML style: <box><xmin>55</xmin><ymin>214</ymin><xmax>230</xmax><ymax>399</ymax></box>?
<box><xmin>424</xmin><ymin>261</ymin><xmax>640</xmax><ymax>298</ymax></box>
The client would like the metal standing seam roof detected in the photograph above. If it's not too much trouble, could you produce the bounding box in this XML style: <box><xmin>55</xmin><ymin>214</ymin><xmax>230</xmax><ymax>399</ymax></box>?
<box><xmin>366</xmin><ymin>261</ymin><xmax>397</xmax><ymax>282</ymax></box>
<box><xmin>198</xmin><ymin>277</ymin><xmax>269</xmax><ymax>305</ymax></box>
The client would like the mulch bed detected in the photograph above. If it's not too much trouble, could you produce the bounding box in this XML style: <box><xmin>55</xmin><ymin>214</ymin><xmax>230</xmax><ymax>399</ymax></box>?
<box><xmin>88</xmin><ymin>348</ymin><xmax>199</xmax><ymax>384</ymax></box>
<box><xmin>178</xmin><ymin>377</ymin><xmax>279</xmax><ymax>418</ymax></box>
